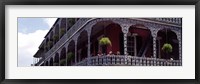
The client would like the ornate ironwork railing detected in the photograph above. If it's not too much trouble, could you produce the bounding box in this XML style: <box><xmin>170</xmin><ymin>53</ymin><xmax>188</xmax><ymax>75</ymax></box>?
<box><xmin>145</xmin><ymin>18</ymin><xmax>182</xmax><ymax>25</ymax></box>
<box><xmin>76</xmin><ymin>55</ymin><xmax>181</xmax><ymax>66</ymax></box>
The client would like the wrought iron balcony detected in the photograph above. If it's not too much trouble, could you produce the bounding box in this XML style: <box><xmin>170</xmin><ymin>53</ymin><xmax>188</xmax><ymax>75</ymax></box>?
<box><xmin>76</xmin><ymin>55</ymin><xmax>181</xmax><ymax>66</ymax></box>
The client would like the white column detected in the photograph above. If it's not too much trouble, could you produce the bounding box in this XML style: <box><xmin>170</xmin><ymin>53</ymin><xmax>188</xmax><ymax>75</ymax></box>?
<box><xmin>121</xmin><ymin>24</ymin><xmax>129</xmax><ymax>55</ymax></box>
<box><xmin>177</xmin><ymin>32</ymin><xmax>182</xmax><ymax>65</ymax></box>
<box><xmin>87</xmin><ymin>35</ymin><xmax>91</xmax><ymax>65</ymax></box>
<box><xmin>153</xmin><ymin>36</ymin><xmax>157</xmax><ymax>58</ymax></box>
<box><xmin>120</xmin><ymin>24</ymin><xmax>130</xmax><ymax>65</ymax></box>
<box><xmin>124</xmin><ymin>33</ymin><xmax>128</xmax><ymax>55</ymax></box>
<box><xmin>151</xmin><ymin>29</ymin><xmax>157</xmax><ymax>58</ymax></box>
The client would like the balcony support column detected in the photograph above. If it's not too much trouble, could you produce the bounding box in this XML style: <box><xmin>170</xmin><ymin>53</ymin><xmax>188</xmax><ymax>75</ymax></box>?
<box><xmin>150</xmin><ymin>28</ymin><xmax>158</xmax><ymax>58</ymax></box>
<box><xmin>123</xmin><ymin>33</ymin><xmax>128</xmax><ymax>55</ymax></box>
<box><xmin>121</xmin><ymin>24</ymin><xmax>130</xmax><ymax>56</ymax></box>
<box><xmin>73</xmin><ymin>34</ymin><xmax>79</xmax><ymax>65</ymax></box>
<box><xmin>120</xmin><ymin>24</ymin><xmax>131</xmax><ymax>65</ymax></box>
<box><xmin>87</xmin><ymin>36</ymin><xmax>91</xmax><ymax>65</ymax></box>
<box><xmin>149</xmin><ymin>27</ymin><xmax>159</xmax><ymax>66</ymax></box>
<box><xmin>176</xmin><ymin>31</ymin><xmax>182</xmax><ymax>65</ymax></box>
<box><xmin>87</xmin><ymin>28</ymin><xmax>91</xmax><ymax>65</ymax></box>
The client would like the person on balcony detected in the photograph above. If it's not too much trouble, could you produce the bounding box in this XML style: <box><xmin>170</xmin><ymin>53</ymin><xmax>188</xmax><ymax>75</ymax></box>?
<box><xmin>97</xmin><ymin>51</ymin><xmax>103</xmax><ymax>56</ymax></box>
<box><xmin>116</xmin><ymin>51</ymin><xmax>120</xmax><ymax>55</ymax></box>
<box><xmin>107</xmin><ymin>51</ymin><xmax>114</xmax><ymax>56</ymax></box>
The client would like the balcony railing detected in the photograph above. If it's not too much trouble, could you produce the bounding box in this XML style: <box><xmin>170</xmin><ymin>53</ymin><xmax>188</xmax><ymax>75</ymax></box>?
<box><xmin>145</xmin><ymin>18</ymin><xmax>182</xmax><ymax>25</ymax></box>
<box><xmin>76</xmin><ymin>55</ymin><xmax>181</xmax><ymax>66</ymax></box>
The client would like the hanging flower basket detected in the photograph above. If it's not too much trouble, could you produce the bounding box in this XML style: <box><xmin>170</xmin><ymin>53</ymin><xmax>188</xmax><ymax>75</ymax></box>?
<box><xmin>162</xmin><ymin>43</ymin><xmax>173</xmax><ymax>53</ymax></box>
<box><xmin>44</xmin><ymin>45</ymin><xmax>48</xmax><ymax>51</ymax></box>
<box><xmin>99</xmin><ymin>37</ymin><xmax>112</xmax><ymax>54</ymax></box>
<box><xmin>99</xmin><ymin>37</ymin><xmax>112</xmax><ymax>46</ymax></box>
<box><xmin>48</xmin><ymin>41</ymin><xmax>53</xmax><ymax>48</ymax></box>
<box><xmin>68</xmin><ymin>18</ymin><xmax>76</xmax><ymax>28</ymax></box>
<box><xmin>60</xmin><ymin>28</ymin><xmax>66</xmax><ymax>37</ymax></box>
<box><xmin>67</xmin><ymin>52</ymin><xmax>74</xmax><ymax>61</ymax></box>
<box><xmin>53</xmin><ymin>35</ymin><xmax>59</xmax><ymax>41</ymax></box>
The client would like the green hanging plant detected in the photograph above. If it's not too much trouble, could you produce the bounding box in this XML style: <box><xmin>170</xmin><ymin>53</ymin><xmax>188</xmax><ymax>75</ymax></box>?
<box><xmin>68</xmin><ymin>18</ymin><xmax>75</xmax><ymax>28</ymax></box>
<box><xmin>44</xmin><ymin>45</ymin><xmax>48</xmax><ymax>51</ymax></box>
<box><xmin>162</xmin><ymin>43</ymin><xmax>173</xmax><ymax>53</ymax></box>
<box><xmin>99</xmin><ymin>37</ymin><xmax>112</xmax><ymax>46</ymax></box>
<box><xmin>67</xmin><ymin>52</ymin><xmax>74</xmax><ymax>61</ymax></box>
<box><xmin>99</xmin><ymin>37</ymin><xmax>112</xmax><ymax>54</ymax></box>
<box><xmin>53</xmin><ymin>35</ymin><xmax>59</xmax><ymax>41</ymax></box>
<box><xmin>60</xmin><ymin>28</ymin><xmax>66</xmax><ymax>37</ymax></box>
<box><xmin>48</xmin><ymin>41</ymin><xmax>53</xmax><ymax>48</ymax></box>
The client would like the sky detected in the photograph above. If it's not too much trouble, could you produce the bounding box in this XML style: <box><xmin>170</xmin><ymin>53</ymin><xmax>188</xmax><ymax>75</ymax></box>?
<box><xmin>18</xmin><ymin>18</ymin><xmax>57</xmax><ymax>67</ymax></box>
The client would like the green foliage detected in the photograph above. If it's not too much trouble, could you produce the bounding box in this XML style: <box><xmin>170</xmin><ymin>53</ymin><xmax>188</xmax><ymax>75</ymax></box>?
<box><xmin>99</xmin><ymin>37</ymin><xmax>112</xmax><ymax>46</ymax></box>
<box><xmin>67</xmin><ymin>52</ymin><xmax>74</xmax><ymax>60</ymax></box>
<box><xmin>162</xmin><ymin>43</ymin><xmax>173</xmax><ymax>53</ymax></box>
<box><xmin>53</xmin><ymin>35</ymin><xmax>59</xmax><ymax>41</ymax></box>
<box><xmin>48</xmin><ymin>41</ymin><xmax>53</xmax><ymax>48</ymax></box>
<box><xmin>59</xmin><ymin>59</ymin><xmax>66</xmax><ymax>65</ymax></box>
<box><xmin>68</xmin><ymin>18</ymin><xmax>75</xmax><ymax>28</ymax></box>
<box><xmin>60</xmin><ymin>28</ymin><xmax>66</xmax><ymax>36</ymax></box>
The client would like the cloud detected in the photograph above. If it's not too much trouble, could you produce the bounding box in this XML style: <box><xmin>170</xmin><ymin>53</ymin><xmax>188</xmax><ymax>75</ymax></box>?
<box><xmin>43</xmin><ymin>18</ymin><xmax>57</xmax><ymax>28</ymax></box>
<box><xmin>18</xmin><ymin>29</ymin><xmax>48</xmax><ymax>67</ymax></box>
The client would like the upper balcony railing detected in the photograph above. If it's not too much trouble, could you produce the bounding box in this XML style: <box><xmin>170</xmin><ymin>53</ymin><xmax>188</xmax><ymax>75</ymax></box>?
<box><xmin>144</xmin><ymin>18</ymin><xmax>182</xmax><ymax>25</ymax></box>
<box><xmin>76</xmin><ymin>55</ymin><xmax>181</xmax><ymax>66</ymax></box>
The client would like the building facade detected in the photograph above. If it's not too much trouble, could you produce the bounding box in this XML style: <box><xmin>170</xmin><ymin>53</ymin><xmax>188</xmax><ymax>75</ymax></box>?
<box><xmin>33</xmin><ymin>18</ymin><xmax>182</xmax><ymax>66</ymax></box>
